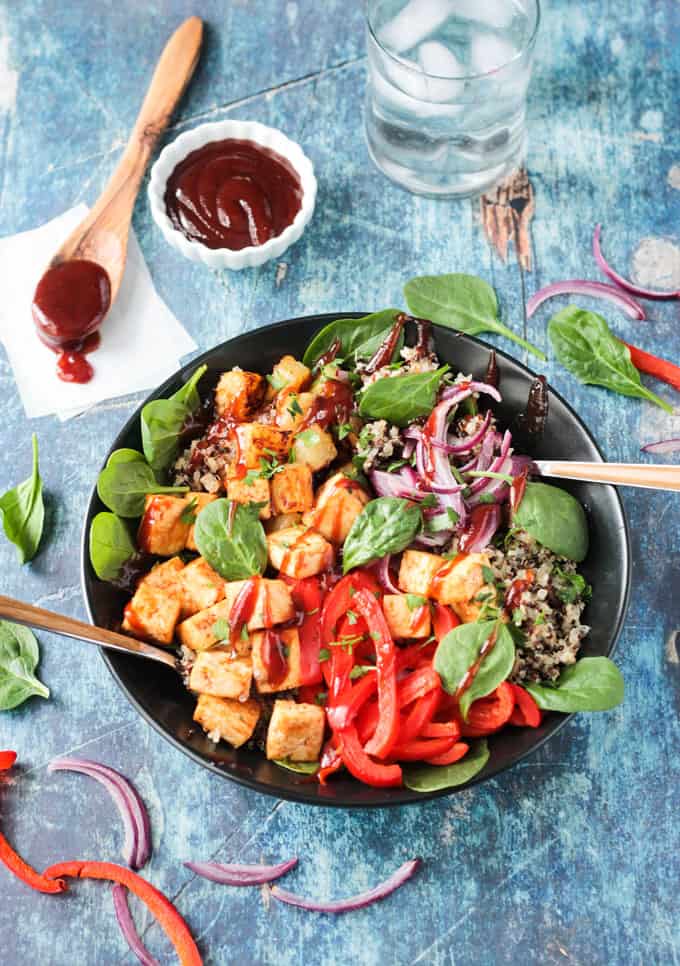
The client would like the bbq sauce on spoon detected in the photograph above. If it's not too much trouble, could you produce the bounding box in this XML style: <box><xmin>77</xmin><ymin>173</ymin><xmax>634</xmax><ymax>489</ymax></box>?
<box><xmin>164</xmin><ymin>139</ymin><xmax>303</xmax><ymax>250</ymax></box>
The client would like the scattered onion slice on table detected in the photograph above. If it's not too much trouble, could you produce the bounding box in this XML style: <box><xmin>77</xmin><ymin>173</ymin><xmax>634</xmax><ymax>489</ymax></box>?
<box><xmin>526</xmin><ymin>280</ymin><xmax>646</xmax><ymax>320</ymax></box>
<box><xmin>48</xmin><ymin>757</ymin><xmax>151</xmax><ymax>870</ymax></box>
<box><xmin>112</xmin><ymin>884</ymin><xmax>159</xmax><ymax>966</ymax></box>
<box><xmin>641</xmin><ymin>438</ymin><xmax>680</xmax><ymax>455</ymax></box>
<box><xmin>593</xmin><ymin>224</ymin><xmax>680</xmax><ymax>300</ymax></box>
<box><xmin>184</xmin><ymin>857</ymin><xmax>298</xmax><ymax>886</ymax></box>
<box><xmin>270</xmin><ymin>858</ymin><xmax>421</xmax><ymax>913</ymax></box>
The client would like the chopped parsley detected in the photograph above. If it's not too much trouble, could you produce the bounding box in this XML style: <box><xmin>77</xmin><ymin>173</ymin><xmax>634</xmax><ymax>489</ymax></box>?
<box><xmin>350</xmin><ymin>665</ymin><xmax>374</xmax><ymax>680</ymax></box>
<box><xmin>180</xmin><ymin>497</ymin><xmax>198</xmax><ymax>525</ymax></box>
<box><xmin>477</xmin><ymin>493</ymin><xmax>496</xmax><ymax>505</ymax></box>
<box><xmin>212</xmin><ymin>618</ymin><xmax>230</xmax><ymax>641</ymax></box>
<box><xmin>420</xmin><ymin>493</ymin><xmax>438</xmax><ymax>508</ymax></box>
<box><xmin>346</xmin><ymin>609</ymin><xmax>359</xmax><ymax>625</ymax></box>
<box><xmin>336</xmin><ymin>423</ymin><xmax>353</xmax><ymax>440</ymax></box>
<box><xmin>318</xmin><ymin>648</ymin><xmax>331</xmax><ymax>662</ymax></box>
<box><xmin>406</xmin><ymin>594</ymin><xmax>427</xmax><ymax>611</ymax></box>
<box><xmin>554</xmin><ymin>568</ymin><xmax>591</xmax><ymax>603</ymax></box>
<box><xmin>287</xmin><ymin>395</ymin><xmax>303</xmax><ymax>419</ymax></box>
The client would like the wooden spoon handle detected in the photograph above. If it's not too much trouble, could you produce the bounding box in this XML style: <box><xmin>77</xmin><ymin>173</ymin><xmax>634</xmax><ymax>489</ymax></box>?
<box><xmin>0</xmin><ymin>594</ymin><xmax>177</xmax><ymax>669</ymax></box>
<box><xmin>537</xmin><ymin>461</ymin><xmax>680</xmax><ymax>491</ymax></box>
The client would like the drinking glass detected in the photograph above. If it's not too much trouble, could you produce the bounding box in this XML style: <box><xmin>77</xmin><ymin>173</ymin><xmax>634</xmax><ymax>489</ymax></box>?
<box><xmin>364</xmin><ymin>0</ymin><xmax>540</xmax><ymax>198</ymax></box>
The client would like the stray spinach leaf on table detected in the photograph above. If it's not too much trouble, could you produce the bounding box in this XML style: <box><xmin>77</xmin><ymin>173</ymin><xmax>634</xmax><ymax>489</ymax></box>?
<box><xmin>359</xmin><ymin>366</ymin><xmax>450</xmax><ymax>426</ymax></box>
<box><xmin>194</xmin><ymin>499</ymin><xmax>267</xmax><ymax>580</ymax></box>
<box><xmin>524</xmin><ymin>657</ymin><xmax>623</xmax><ymax>712</ymax></box>
<box><xmin>303</xmin><ymin>309</ymin><xmax>402</xmax><ymax>369</ymax></box>
<box><xmin>404</xmin><ymin>273</ymin><xmax>546</xmax><ymax>360</ymax></box>
<box><xmin>342</xmin><ymin>497</ymin><xmax>422</xmax><ymax>573</ymax></box>
<box><xmin>513</xmin><ymin>482</ymin><xmax>589</xmax><ymax>562</ymax></box>
<box><xmin>97</xmin><ymin>459</ymin><xmax>188</xmax><ymax>518</ymax></box>
<box><xmin>0</xmin><ymin>620</ymin><xmax>49</xmax><ymax>711</ymax></box>
<box><xmin>141</xmin><ymin>364</ymin><xmax>208</xmax><ymax>473</ymax></box>
<box><xmin>0</xmin><ymin>433</ymin><xmax>45</xmax><ymax>564</ymax></box>
<box><xmin>403</xmin><ymin>740</ymin><xmax>490</xmax><ymax>792</ymax></box>
<box><xmin>89</xmin><ymin>512</ymin><xmax>136</xmax><ymax>582</ymax></box>
<box><xmin>434</xmin><ymin>620</ymin><xmax>515</xmax><ymax>719</ymax></box>
<box><xmin>548</xmin><ymin>307</ymin><xmax>673</xmax><ymax>413</ymax></box>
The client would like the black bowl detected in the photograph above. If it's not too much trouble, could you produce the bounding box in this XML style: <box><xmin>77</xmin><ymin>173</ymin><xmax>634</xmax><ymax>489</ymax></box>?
<box><xmin>81</xmin><ymin>314</ymin><xmax>631</xmax><ymax>807</ymax></box>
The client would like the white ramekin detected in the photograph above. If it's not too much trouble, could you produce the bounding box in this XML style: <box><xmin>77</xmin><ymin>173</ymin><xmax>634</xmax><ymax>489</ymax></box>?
<box><xmin>148</xmin><ymin>120</ymin><xmax>317</xmax><ymax>270</ymax></box>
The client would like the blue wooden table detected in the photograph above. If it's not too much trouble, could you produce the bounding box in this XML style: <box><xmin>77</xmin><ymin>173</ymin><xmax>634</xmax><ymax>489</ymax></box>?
<box><xmin>1</xmin><ymin>2</ymin><xmax>679</xmax><ymax>963</ymax></box>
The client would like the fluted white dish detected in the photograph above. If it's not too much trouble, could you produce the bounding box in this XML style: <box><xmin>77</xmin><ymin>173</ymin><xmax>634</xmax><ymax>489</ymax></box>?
<box><xmin>148</xmin><ymin>120</ymin><xmax>317</xmax><ymax>270</ymax></box>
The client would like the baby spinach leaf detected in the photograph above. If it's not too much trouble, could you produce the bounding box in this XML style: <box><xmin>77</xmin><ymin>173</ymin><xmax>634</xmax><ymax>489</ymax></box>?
<box><xmin>359</xmin><ymin>366</ymin><xmax>450</xmax><ymax>426</ymax></box>
<box><xmin>0</xmin><ymin>620</ymin><xmax>49</xmax><ymax>711</ymax></box>
<box><xmin>513</xmin><ymin>482</ymin><xmax>589</xmax><ymax>562</ymax></box>
<box><xmin>97</xmin><ymin>460</ymin><xmax>188</xmax><ymax>518</ymax></box>
<box><xmin>274</xmin><ymin>758</ymin><xmax>319</xmax><ymax>774</ymax></box>
<box><xmin>524</xmin><ymin>657</ymin><xmax>623</xmax><ymax>712</ymax></box>
<box><xmin>89</xmin><ymin>512</ymin><xmax>136</xmax><ymax>582</ymax></box>
<box><xmin>342</xmin><ymin>497</ymin><xmax>422</xmax><ymax>573</ymax></box>
<box><xmin>548</xmin><ymin>307</ymin><xmax>672</xmax><ymax>413</ymax></box>
<box><xmin>403</xmin><ymin>740</ymin><xmax>489</xmax><ymax>792</ymax></box>
<box><xmin>434</xmin><ymin>620</ymin><xmax>515</xmax><ymax>719</ymax></box>
<box><xmin>303</xmin><ymin>309</ymin><xmax>402</xmax><ymax>369</ymax></box>
<box><xmin>404</xmin><ymin>274</ymin><xmax>545</xmax><ymax>360</ymax></box>
<box><xmin>194</xmin><ymin>498</ymin><xmax>267</xmax><ymax>580</ymax></box>
<box><xmin>141</xmin><ymin>364</ymin><xmax>208</xmax><ymax>473</ymax></box>
<box><xmin>106</xmin><ymin>448</ymin><xmax>147</xmax><ymax>468</ymax></box>
<box><xmin>0</xmin><ymin>434</ymin><xmax>44</xmax><ymax>564</ymax></box>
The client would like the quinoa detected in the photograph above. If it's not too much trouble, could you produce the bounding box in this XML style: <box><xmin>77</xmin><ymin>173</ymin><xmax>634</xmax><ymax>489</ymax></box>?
<box><xmin>355</xmin><ymin>419</ymin><xmax>404</xmax><ymax>472</ymax></box>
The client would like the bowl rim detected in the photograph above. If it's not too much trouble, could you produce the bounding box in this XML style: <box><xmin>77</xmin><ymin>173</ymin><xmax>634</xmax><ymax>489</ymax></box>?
<box><xmin>147</xmin><ymin>119</ymin><xmax>318</xmax><ymax>269</ymax></box>
<box><xmin>81</xmin><ymin>313</ymin><xmax>631</xmax><ymax>808</ymax></box>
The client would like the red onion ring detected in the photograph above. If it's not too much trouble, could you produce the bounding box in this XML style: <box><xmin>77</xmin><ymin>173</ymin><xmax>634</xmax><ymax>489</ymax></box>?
<box><xmin>593</xmin><ymin>224</ymin><xmax>679</xmax><ymax>301</ymax></box>
<box><xmin>270</xmin><ymin>858</ymin><xmax>421</xmax><ymax>913</ymax></box>
<box><xmin>466</xmin><ymin>430</ymin><xmax>512</xmax><ymax>496</ymax></box>
<box><xmin>439</xmin><ymin>381</ymin><xmax>502</xmax><ymax>403</ymax></box>
<box><xmin>526</xmin><ymin>279</ymin><xmax>646</xmax><ymax>320</ymax></box>
<box><xmin>641</xmin><ymin>438</ymin><xmax>680</xmax><ymax>455</ymax></box>
<box><xmin>48</xmin><ymin>757</ymin><xmax>151</xmax><ymax>870</ymax></box>
<box><xmin>459</xmin><ymin>504</ymin><xmax>502</xmax><ymax>553</ymax></box>
<box><xmin>185</xmin><ymin>857</ymin><xmax>298</xmax><ymax>886</ymax></box>
<box><xmin>370</xmin><ymin>469</ymin><xmax>424</xmax><ymax>502</ymax></box>
<box><xmin>112</xmin><ymin>884</ymin><xmax>159</xmax><ymax>966</ymax></box>
<box><xmin>375</xmin><ymin>554</ymin><xmax>402</xmax><ymax>594</ymax></box>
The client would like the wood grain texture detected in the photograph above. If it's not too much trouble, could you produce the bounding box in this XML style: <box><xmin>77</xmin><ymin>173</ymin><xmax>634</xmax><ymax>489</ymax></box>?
<box><xmin>0</xmin><ymin>1</ymin><xmax>679</xmax><ymax>964</ymax></box>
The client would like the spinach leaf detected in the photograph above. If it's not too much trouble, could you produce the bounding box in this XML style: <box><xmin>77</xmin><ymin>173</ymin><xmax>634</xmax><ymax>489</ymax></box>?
<box><xmin>342</xmin><ymin>497</ymin><xmax>422</xmax><ymax>573</ymax></box>
<box><xmin>513</xmin><ymin>482</ymin><xmax>589</xmax><ymax>562</ymax></box>
<box><xmin>403</xmin><ymin>740</ymin><xmax>489</xmax><ymax>792</ymax></box>
<box><xmin>106</xmin><ymin>448</ymin><xmax>147</xmax><ymax>468</ymax></box>
<box><xmin>359</xmin><ymin>366</ymin><xmax>450</xmax><ymax>426</ymax></box>
<box><xmin>274</xmin><ymin>758</ymin><xmax>319</xmax><ymax>774</ymax></box>
<box><xmin>524</xmin><ymin>657</ymin><xmax>623</xmax><ymax>712</ymax></box>
<box><xmin>0</xmin><ymin>621</ymin><xmax>49</xmax><ymax>711</ymax></box>
<box><xmin>404</xmin><ymin>274</ymin><xmax>545</xmax><ymax>360</ymax></box>
<box><xmin>97</xmin><ymin>460</ymin><xmax>188</xmax><ymax>518</ymax></box>
<box><xmin>434</xmin><ymin>620</ymin><xmax>515</xmax><ymax>719</ymax></box>
<box><xmin>89</xmin><ymin>512</ymin><xmax>136</xmax><ymax>582</ymax></box>
<box><xmin>302</xmin><ymin>309</ymin><xmax>402</xmax><ymax>369</ymax></box>
<box><xmin>194</xmin><ymin>499</ymin><xmax>267</xmax><ymax>580</ymax></box>
<box><xmin>141</xmin><ymin>364</ymin><xmax>208</xmax><ymax>473</ymax></box>
<box><xmin>0</xmin><ymin>434</ymin><xmax>44</xmax><ymax>564</ymax></box>
<box><xmin>548</xmin><ymin>307</ymin><xmax>672</xmax><ymax>413</ymax></box>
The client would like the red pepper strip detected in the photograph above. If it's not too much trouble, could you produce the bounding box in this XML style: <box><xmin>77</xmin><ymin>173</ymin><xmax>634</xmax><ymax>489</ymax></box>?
<box><xmin>431</xmin><ymin>603</ymin><xmax>460</xmax><ymax>641</ymax></box>
<box><xmin>390</xmin><ymin>737</ymin><xmax>457</xmax><ymax>762</ymax></box>
<box><xmin>0</xmin><ymin>834</ymin><xmax>67</xmax><ymax>894</ymax></box>
<box><xmin>336</xmin><ymin>726</ymin><xmax>402</xmax><ymax>788</ymax></box>
<box><xmin>421</xmin><ymin>720</ymin><xmax>461</xmax><ymax>739</ymax></box>
<box><xmin>396</xmin><ymin>642</ymin><xmax>436</xmax><ymax>671</ymax></box>
<box><xmin>353</xmin><ymin>589</ymin><xmax>399</xmax><ymax>759</ymax></box>
<box><xmin>45</xmin><ymin>862</ymin><xmax>202</xmax><ymax>965</ymax></box>
<box><xmin>425</xmin><ymin>742</ymin><xmax>470</xmax><ymax>766</ymax></box>
<box><xmin>318</xmin><ymin>737</ymin><xmax>343</xmax><ymax>784</ymax></box>
<box><xmin>326</xmin><ymin>671</ymin><xmax>378</xmax><ymax>731</ymax></box>
<box><xmin>298</xmin><ymin>684</ymin><xmax>325</xmax><ymax>705</ymax></box>
<box><xmin>508</xmin><ymin>683</ymin><xmax>542</xmax><ymax>728</ymax></box>
<box><xmin>356</xmin><ymin>700</ymin><xmax>381</xmax><ymax>745</ymax></box>
<box><xmin>625</xmin><ymin>342</ymin><xmax>680</xmax><ymax>393</ymax></box>
<box><xmin>460</xmin><ymin>682</ymin><xmax>515</xmax><ymax>737</ymax></box>
<box><xmin>0</xmin><ymin>751</ymin><xmax>17</xmax><ymax>770</ymax></box>
<box><xmin>398</xmin><ymin>688</ymin><xmax>440</xmax><ymax>744</ymax></box>
<box><xmin>290</xmin><ymin>577</ymin><xmax>325</xmax><ymax>686</ymax></box>
<box><xmin>321</xmin><ymin>572</ymin><xmax>381</xmax><ymax>643</ymax></box>
<box><xmin>397</xmin><ymin>665</ymin><xmax>440</xmax><ymax>708</ymax></box>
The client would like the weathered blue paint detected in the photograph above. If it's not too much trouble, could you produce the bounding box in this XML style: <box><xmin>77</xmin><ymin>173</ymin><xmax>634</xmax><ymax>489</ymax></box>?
<box><xmin>1</xmin><ymin>1</ymin><xmax>679</xmax><ymax>963</ymax></box>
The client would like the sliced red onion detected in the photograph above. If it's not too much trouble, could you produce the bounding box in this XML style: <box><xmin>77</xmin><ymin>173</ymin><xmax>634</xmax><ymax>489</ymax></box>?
<box><xmin>402</xmin><ymin>437</ymin><xmax>416</xmax><ymax>460</ymax></box>
<box><xmin>593</xmin><ymin>224</ymin><xmax>679</xmax><ymax>301</ymax></box>
<box><xmin>375</xmin><ymin>554</ymin><xmax>402</xmax><ymax>594</ymax></box>
<box><xmin>185</xmin><ymin>857</ymin><xmax>298</xmax><ymax>886</ymax></box>
<box><xmin>641</xmin><ymin>438</ymin><xmax>680</xmax><ymax>455</ymax></box>
<box><xmin>270</xmin><ymin>858</ymin><xmax>421</xmax><ymax>913</ymax></box>
<box><xmin>112</xmin><ymin>885</ymin><xmax>159</xmax><ymax>966</ymax></box>
<box><xmin>370</xmin><ymin>469</ymin><xmax>424</xmax><ymax>502</ymax></box>
<box><xmin>414</xmin><ymin>531</ymin><xmax>451</xmax><ymax>549</ymax></box>
<box><xmin>48</xmin><ymin>757</ymin><xmax>151</xmax><ymax>870</ymax></box>
<box><xmin>526</xmin><ymin>280</ymin><xmax>646</xmax><ymax>320</ymax></box>
<box><xmin>459</xmin><ymin>504</ymin><xmax>502</xmax><ymax>553</ymax></box>
<box><xmin>440</xmin><ymin>381</ymin><xmax>502</xmax><ymax>403</ymax></box>
<box><xmin>466</xmin><ymin>430</ymin><xmax>512</xmax><ymax>496</ymax></box>
<box><xmin>467</xmin><ymin>454</ymin><xmax>533</xmax><ymax>506</ymax></box>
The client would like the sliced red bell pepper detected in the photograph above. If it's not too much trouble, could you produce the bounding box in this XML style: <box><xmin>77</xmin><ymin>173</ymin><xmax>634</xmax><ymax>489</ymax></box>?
<box><xmin>337</xmin><ymin>726</ymin><xmax>402</xmax><ymax>788</ymax></box>
<box><xmin>390</xmin><ymin>736</ymin><xmax>457</xmax><ymax>761</ymax></box>
<box><xmin>297</xmin><ymin>684</ymin><xmax>326</xmax><ymax>706</ymax></box>
<box><xmin>290</xmin><ymin>577</ymin><xmax>325</xmax><ymax>686</ymax></box>
<box><xmin>353</xmin><ymin>589</ymin><xmax>399</xmax><ymax>759</ymax></box>
<box><xmin>420</xmin><ymin>720</ymin><xmax>461</xmax><ymax>739</ymax></box>
<box><xmin>356</xmin><ymin>699</ymin><xmax>381</xmax><ymax>745</ymax></box>
<box><xmin>45</xmin><ymin>861</ymin><xmax>202</xmax><ymax>965</ymax></box>
<box><xmin>326</xmin><ymin>670</ymin><xmax>378</xmax><ymax>732</ymax></box>
<box><xmin>397</xmin><ymin>665</ymin><xmax>440</xmax><ymax>708</ymax></box>
<box><xmin>318</xmin><ymin>737</ymin><xmax>343</xmax><ymax>784</ymax></box>
<box><xmin>321</xmin><ymin>571</ymin><xmax>381</xmax><ymax>643</ymax></box>
<box><xmin>398</xmin><ymin>688</ymin><xmax>440</xmax><ymax>744</ymax></box>
<box><xmin>508</xmin><ymin>683</ymin><xmax>542</xmax><ymax>728</ymax></box>
<box><xmin>431</xmin><ymin>603</ymin><xmax>460</xmax><ymax>641</ymax></box>
<box><xmin>424</xmin><ymin>741</ymin><xmax>469</xmax><ymax>766</ymax></box>
<box><xmin>625</xmin><ymin>341</ymin><xmax>680</xmax><ymax>393</ymax></box>
<box><xmin>0</xmin><ymin>751</ymin><xmax>17</xmax><ymax>771</ymax></box>
<box><xmin>460</xmin><ymin>681</ymin><xmax>515</xmax><ymax>737</ymax></box>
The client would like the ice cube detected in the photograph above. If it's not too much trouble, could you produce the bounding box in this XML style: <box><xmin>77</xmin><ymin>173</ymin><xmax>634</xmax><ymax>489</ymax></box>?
<box><xmin>469</xmin><ymin>33</ymin><xmax>517</xmax><ymax>74</ymax></box>
<box><xmin>378</xmin><ymin>0</ymin><xmax>454</xmax><ymax>54</ymax></box>
<box><xmin>449</xmin><ymin>0</ymin><xmax>515</xmax><ymax>30</ymax></box>
<box><xmin>418</xmin><ymin>40</ymin><xmax>466</xmax><ymax>100</ymax></box>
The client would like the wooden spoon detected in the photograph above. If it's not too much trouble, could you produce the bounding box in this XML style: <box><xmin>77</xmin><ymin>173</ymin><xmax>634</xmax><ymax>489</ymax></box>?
<box><xmin>45</xmin><ymin>15</ymin><xmax>203</xmax><ymax>303</ymax></box>
<box><xmin>534</xmin><ymin>460</ymin><xmax>680</xmax><ymax>491</ymax></box>
<box><xmin>0</xmin><ymin>594</ymin><xmax>178</xmax><ymax>670</ymax></box>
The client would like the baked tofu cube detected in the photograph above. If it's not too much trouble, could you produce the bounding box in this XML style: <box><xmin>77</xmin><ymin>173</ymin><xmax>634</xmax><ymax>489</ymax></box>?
<box><xmin>189</xmin><ymin>648</ymin><xmax>253</xmax><ymax>701</ymax></box>
<box><xmin>138</xmin><ymin>495</ymin><xmax>190</xmax><ymax>556</ymax></box>
<box><xmin>430</xmin><ymin>553</ymin><xmax>491</xmax><ymax>607</ymax></box>
<box><xmin>214</xmin><ymin>369</ymin><xmax>266</xmax><ymax>421</ymax></box>
<box><xmin>178</xmin><ymin>557</ymin><xmax>226</xmax><ymax>620</ymax></box>
<box><xmin>122</xmin><ymin>583</ymin><xmax>181</xmax><ymax>645</ymax></box>
<box><xmin>382</xmin><ymin>594</ymin><xmax>431</xmax><ymax>639</ymax></box>
<box><xmin>266</xmin><ymin>700</ymin><xmax>325</xmax><ymax>762</ymax></box>
<box><xmin>142</xmin><ymin>556</ymin><xmax>185</xmax><ymax>589</ymax></box>
<box><xmin>292</xmin><ymin>427</ymin><xmax>337</xmax><ymax>472</ymax></box>
<box><xmin>303</xmin><ymin>473</ymin><xmax>369</xmax><ymax>544</ymax></box>
<box><xmin>451</xmin><ymin>599</ymin><xmax>487</xmax><ymax>624</ymax></box>
<box><xmin>251</xmin><ymin>627</ymin><xmax>303</xmax><ymax>692</ymax></box>
<box><xmin>275</xmin><ymin>391</ymin><xmax>315</xmax><ymax>431</ymax></box>
<box><xmin>267</xmin><ymin>355</ymin><xmax>312</xmax><ymax>398</ymax></box>
<box><xmin>270</xmin><ymin>463</ymin><xmax>314</xmax><ymax>515</ymax></box>
<box><xmin>177</xmin><ymin>579</ymin><xmax>295</xmax><ymax>652</ymax></box>
<box><xmin>193</xmin><ymin>694</ymin><xmax>260</xmax><ymax>747</ymax></box>
<box><xmin>265</xmin><ymin>512</ymin><xmax>303</xmax><ymax>533</ymax></box>
<box><xmin>398</xmin><ymin>550</ymin><xmax>445</xmax><ymax>598</ymax></box>
<box><xmin>185</xmin><ymin>493</ymin><xmax>219</xmax><ymax>551</ymax></box>
<box><xmin>267</xmin><ymin>527</ymin><xmax>334</xmax><ymax>578</ymax></box>
<box><xmin>232</xmin><ymin>424</ymin><xmax>291</xmax><ymax>469</ymax></box>
<box><xmin>226</xmin><ymin>475</ymin><xmax>271</xmax><ymax>519</ymax></box>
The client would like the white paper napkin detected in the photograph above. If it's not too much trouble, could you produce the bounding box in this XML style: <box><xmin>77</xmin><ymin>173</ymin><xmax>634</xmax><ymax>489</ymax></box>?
<box><xmin>0</xmin><ymin>205</ymin><xmax>197</xmax><ymax>419</ymax></box>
